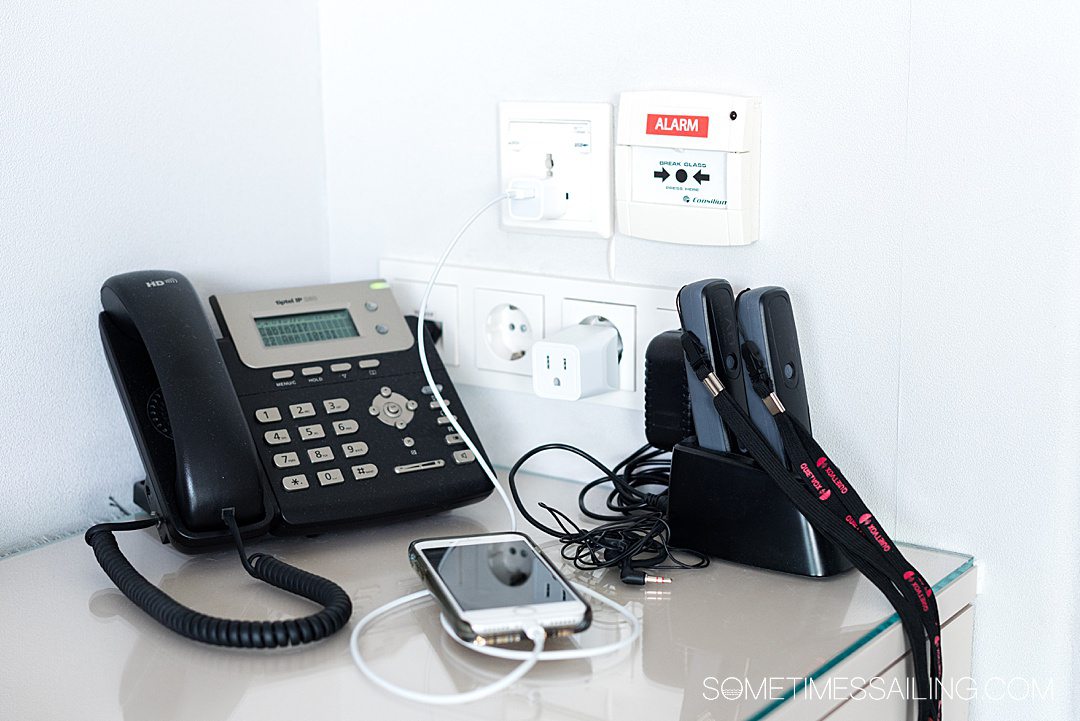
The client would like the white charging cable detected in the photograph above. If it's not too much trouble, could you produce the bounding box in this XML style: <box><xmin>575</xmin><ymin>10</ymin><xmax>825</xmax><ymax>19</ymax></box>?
<box><xmin>416</xmin><ymin>192</ymin><xmax>518</xmax><ymax>531</ymax></box>
<box><xmin>350</xmin><ymin>581</ymin><xmax>640</xmax><ymax>705</ymax></box>
<box><xmin>350</xmin><ymin>590</ymin><xmax>546</xmax><ymax>706</ymax></box>
<box><xmin>353</xmin><ymin>191</ymin><xmax>642</xmax><ymax>705</ymax></box>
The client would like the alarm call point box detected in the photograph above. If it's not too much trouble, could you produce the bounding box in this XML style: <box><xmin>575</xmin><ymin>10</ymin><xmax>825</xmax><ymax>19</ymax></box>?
<box><xmin>615</xmin><ymin>91</ymin><xmax>761</xmax><ymax>246</ymax></box>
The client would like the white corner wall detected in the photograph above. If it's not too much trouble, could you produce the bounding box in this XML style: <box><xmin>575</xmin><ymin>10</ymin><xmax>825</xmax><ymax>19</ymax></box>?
<box><xmin>319</xmin><ymin>1</ymin><xmax>1080</xmax><ymax>718</ymax></box>
<box><xmin>0</xmin><ymin>1</ymin><xmax>330</xmax><ymax>553</ymax></box>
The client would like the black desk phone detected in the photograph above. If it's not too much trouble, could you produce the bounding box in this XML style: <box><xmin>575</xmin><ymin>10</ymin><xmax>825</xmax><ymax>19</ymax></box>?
<box><xmin>99</xmin><ymin>270</ymin><xmax>493</xmax><ymax>551</ymax></box>
<box><xmin>88</xmin><ymin>270</ymin><xmax>493</xmax><ymax>648</ymax></box>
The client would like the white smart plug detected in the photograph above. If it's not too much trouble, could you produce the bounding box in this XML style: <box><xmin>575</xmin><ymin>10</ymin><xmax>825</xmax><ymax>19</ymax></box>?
<box><xmin>531</xmin><ymin>323</ymin><xmax>619</xmax><ymax>400</ymax></box>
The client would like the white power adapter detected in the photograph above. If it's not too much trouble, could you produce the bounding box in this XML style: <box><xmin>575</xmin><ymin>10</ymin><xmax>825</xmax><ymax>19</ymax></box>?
<box><xmin>507</xmin><ymin>177</ymin><xmax>567</xmax><ymax>221</ymax></box>
<box><xmin>531</xmin><ymin>322</ymin><xmax>619</xmax><ymax>400</ymax></box>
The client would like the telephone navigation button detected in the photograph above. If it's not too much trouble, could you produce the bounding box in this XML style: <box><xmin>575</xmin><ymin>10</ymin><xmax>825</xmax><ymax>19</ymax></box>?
<box><xmin>352</xmin><ymin>463</ymin><xmax>379</xmax><ymax>480</ymax></box>
<box><xmin>282</xmin><ymin>474</ymin><xmax>309</xmax><ymax>491</ymax></box>
<box><xmin>255</xmin><ymin>407</ymin><xmax>282</xmax><ymax>423</ymax></box>
<box><xmin>264</xmin><ymin>429</ymin><xmax>291</xmax><ymax>445</ymax></box>
<box><xmin>323</xmin><ymin>398</ymin><xmax>350</xmax><ymax>414</ymax></box>
<box><xmin>308</xmin><ymin>446</ymin><xmax>335</xmax><ymax>463</ymax></box>
<box><xmin>274</xmin><ymin>452</ymin><xmax>300</xmax><ymax>468</ymax></box>
<box><xmin>289</xmin><ymin>402</ymin><xmax>316</xmax><ymax>419</ymax></box>
<box><xmin>316</xmin><ymin>468</ymin><xmax>345</xmax><ymax>486</ymax></box>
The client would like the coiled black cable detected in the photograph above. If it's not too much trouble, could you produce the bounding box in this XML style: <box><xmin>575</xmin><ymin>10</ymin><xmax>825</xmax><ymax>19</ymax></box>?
<box><xmin>507</xmin><ymin>443</ymin><xmax>708</xmax><ymax>582</ymax></box>
<box><xmin>84</xmin><ymin>510</ymin><xmax>352</xmax><ymax>648</ymax></box>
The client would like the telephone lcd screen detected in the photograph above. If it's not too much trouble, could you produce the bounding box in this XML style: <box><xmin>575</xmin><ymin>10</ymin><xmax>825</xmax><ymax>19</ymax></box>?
<box><xmin>255</xmin><ymin>309</ymin><xmax>359</xmax><ymax>347</ymax></box>
<box><xmin>421</xmin><ymin>540</ymin><xmax>574</xmax><ymax>611</ymax></box>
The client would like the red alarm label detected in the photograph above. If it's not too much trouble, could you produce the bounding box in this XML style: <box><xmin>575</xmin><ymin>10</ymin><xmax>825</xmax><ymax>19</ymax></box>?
<box><xmin>646</xmin><ymin>113</ymin><xmax>709</xmax><ymax>138</ymax></box>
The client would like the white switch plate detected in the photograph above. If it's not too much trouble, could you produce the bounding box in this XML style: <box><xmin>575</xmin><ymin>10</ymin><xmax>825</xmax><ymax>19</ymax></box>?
<box><xmin>498</xmin><ymin>101</ymin><xmax>613</xmax><ymax>238</ymax></box>
<box><xmin>380</xmin><ymin>258</ymin><xmax>681</xmax><ymax>410</ymax></box>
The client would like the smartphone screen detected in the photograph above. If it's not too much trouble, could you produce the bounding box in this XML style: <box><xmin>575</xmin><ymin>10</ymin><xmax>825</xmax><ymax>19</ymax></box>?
<box><xmin>420</xmin><ymin>539</ymin><xmax>575</xmax><ymax>611</ymax></box>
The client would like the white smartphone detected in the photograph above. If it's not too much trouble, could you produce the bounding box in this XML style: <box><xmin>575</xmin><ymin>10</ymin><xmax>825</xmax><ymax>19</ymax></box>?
<box><xmin>409</xmin><ymin>531</ymin><xmax>592</xmax><ymax>645</ymax></box>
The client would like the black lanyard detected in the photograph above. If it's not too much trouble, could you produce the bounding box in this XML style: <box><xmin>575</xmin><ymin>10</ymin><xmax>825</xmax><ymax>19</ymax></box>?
<box><xmin>681</xmin><ymin>331</ymin><xmax>943</xmax><ymax>720</ymax></box>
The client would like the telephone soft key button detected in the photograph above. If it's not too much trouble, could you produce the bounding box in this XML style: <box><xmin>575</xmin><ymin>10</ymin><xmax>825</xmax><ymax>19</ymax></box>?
<box><xmin>323</xmin><ymin>398</ymin><xmax>350</xmax><ymax>414</ymax></box>
<box><xmin>282</xmin><ymin>474</ymin><xmax>309</xmax><ymax>491</ymax></box>
<box><xmin>352</xmin><ymin>463</ymin><xmax>379</xmax><ymax>480</ymax></box>
<box><xmin>316</xmin><ymin>468</ymin><xmax>345</xmax><ymax>486</ymax></box>
<box><xmin>342</xmin><ymin>441</ymin><xmax>369</xmax><ymax>457</ymax></box>
<box><xmin>302</xmin><ymin>366</ymin><xmax>323</xmax><ymax>377</ymax></box>
<box><xmin>308</xmin><ymin>446</ymin><xmax>334</xmax><ymax>463</ymax></box>
<box><xmin>273</xmin><ymin>452</ymin><xmax>300</xmax><ymax>468</ymax></box>
<box><xmin>357</xmin><ymin>359</ymin><xmax>380</xmax><ymax>369</ymax></box>
<box><xmin>255</xmin><ymin>407</ymin><xmax>282</xmax><ymax>423</ymax></box>
<box><xmin>264</xmin><ymin>429</ymin><xmax>291</xmax><ymax>445</ymax></box>
<box><xmin>289</xmin><ymin>402</ymin><xmax>316</xmax><ymax>419</ymax></box>
<box><xmin>272</xmin><ymin>370</ymin><xmax>294</xmax><ymax>380</ymax></box>
<box><xmin>330</xmin><ymin>362</ymin><xmax>351</xmax><ymax>373</ymax></box>
<box><xmin>298</xmin><ymin>424</ymin><xmax>325</xmax><ymax>440</ymax></box>
<box><xmin>333</xmin><ymin>419</ymin><xmax>359</xmax><ymax>436</ymax></box>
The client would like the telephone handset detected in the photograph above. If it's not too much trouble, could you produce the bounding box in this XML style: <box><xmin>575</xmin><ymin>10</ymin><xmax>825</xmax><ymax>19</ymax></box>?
<box><xmin>100</xmin><ymin>272</ymin><xmax>270</xmax><ymax>540</ymax></box>
<box><xmin>88</xmin><ymin>270</ymin><xmax>493</xmax><ymax>648</ymax></box>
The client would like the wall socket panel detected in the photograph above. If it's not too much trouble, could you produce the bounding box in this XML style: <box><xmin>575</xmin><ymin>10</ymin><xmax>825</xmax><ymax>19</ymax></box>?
<box><xmin>378</xmin><ymin>258</ymin><xmax>681</xmax><ymax>410</ymax></box>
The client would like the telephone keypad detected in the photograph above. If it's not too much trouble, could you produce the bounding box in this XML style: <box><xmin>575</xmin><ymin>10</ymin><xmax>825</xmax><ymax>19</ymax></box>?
<box><xmin>255</xmin><ymin>407</ymin><xmax>282</xmax><ymax>423</ymax></box>
<box><xmin>264</xmin><ymin>429</ymin><xmax>291</xmax><ymax>445</ymax></box>
<box><xmin>333</xmin><ymin>419</ymin><xmax>359</xmax><ymax>436</ymax></box>
<box><xmin>342</xmin><ymin>441</ymin><xmax>369</xmax><ymax>458</ymax></box>
<box><xmin>243</xmin><ymin>366</ymin><xmax>482</xmax><ymax>522</ymax></box>
<box><xmin>298</xmin><ymin>424</ymin><xmax>325</xmax><ymax>440</ymax></box>
<box><xmin>351</xmin><ymin>463</ymin><xmax>379</xmax><ymax>480</ymax></box>
<box><xmin>282</xmin><ymin>474</ymin><xmax>309</xmax><ymax>491</ymax></box>
<box><xmin>274</xmin><ymin>452</ymin><xmax>300</xmax><ymax>468</ymax></box>
<box><xmin>307</xmin><ymin>446</ymin><xmax>335</xmax><ymax>463</ymax></box>
<box><xmin>315</xmin><ymin>468</ymin><xmax>345</xmax><ymax>486</ymax></box>
<box><xmin>289</xmin><ymin>402</ymin><xmax>316</xmax><ymax>419</ymax></box>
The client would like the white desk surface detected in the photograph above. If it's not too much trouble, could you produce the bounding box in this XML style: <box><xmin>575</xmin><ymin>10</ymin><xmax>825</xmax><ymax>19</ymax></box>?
<box><xmin>0</xmin><ymin>473</ymin><xmax>974</xmax><ymax>721</ymax></box>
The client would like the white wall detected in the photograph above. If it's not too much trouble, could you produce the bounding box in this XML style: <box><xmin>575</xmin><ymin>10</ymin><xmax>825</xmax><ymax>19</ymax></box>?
<box><xmin>319</xmin><ymin>1</ymin><xmax>1080</xmax><ymax>718</ymax></box>
<box><xmin>0</xmin><ymin>1</ymin><xmax>330</xmax><ymax>553</ymax></box>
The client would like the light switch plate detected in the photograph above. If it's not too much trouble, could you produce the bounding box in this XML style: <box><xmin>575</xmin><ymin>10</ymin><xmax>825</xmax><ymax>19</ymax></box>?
<box><xmin>498</xmin><ymin>101</ymin><xmax>613</xmax><ymax>238</ymax></box>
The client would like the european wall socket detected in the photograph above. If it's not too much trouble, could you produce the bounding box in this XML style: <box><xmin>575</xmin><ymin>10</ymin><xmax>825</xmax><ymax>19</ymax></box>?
<box><xmin>379</xmin><ymin>259</ymin><xmax>682</xmax><ymax>410</ymax></box>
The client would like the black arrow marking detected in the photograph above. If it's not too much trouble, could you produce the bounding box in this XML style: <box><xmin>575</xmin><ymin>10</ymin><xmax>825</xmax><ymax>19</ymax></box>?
<box><xmin>693</xmin><ymin>170</ymin><xmax>710</xmax><ymax>184</ymax></box>
<box><xmin>653</xmin><ymin>167</ymin><xmax>670</xmax><ymax>181</ymax></box>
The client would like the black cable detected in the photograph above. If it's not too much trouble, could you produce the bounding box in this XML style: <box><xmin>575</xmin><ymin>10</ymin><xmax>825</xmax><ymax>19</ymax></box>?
<box><xmin>85</xmin><ymin>510</ymin><xmax>352</xmax><ymax>648</ymax></box>
<box><xmin>507</xmin><ymin>443</ymin><xmax>708</xmax><ymax>583</ymax></box>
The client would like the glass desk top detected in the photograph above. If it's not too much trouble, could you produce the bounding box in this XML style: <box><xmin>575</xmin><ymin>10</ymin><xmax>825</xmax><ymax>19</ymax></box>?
<box><xmin>0</xmin><ymin>472</ymin><xmax>974</xmax><ymax>721</ymax></box>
